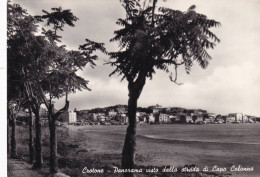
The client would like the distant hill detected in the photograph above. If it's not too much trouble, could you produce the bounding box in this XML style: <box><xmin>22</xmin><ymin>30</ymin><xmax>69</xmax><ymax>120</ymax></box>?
<box><xmin>79</xmin><ymin>105</ymin><xmax>128</xmax><ymax>114</ymax></box>
<box><xmin>77</xmin><ymin>105</ymin><xmax>210</xmax><ymax>115</ymax></box>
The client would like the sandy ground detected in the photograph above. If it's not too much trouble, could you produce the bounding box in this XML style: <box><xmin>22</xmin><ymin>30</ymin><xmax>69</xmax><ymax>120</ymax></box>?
<box><xmin>67</xmin><ymin>124</ymin><xmax>260</xmax><ymax>177</ymax></box>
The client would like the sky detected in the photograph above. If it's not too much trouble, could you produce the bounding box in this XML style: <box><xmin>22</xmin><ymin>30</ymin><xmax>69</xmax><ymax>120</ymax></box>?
<box><xmin>6</xmin><ymin>0</ymin><xmax>260</xmax><ymax>116</ymax></box>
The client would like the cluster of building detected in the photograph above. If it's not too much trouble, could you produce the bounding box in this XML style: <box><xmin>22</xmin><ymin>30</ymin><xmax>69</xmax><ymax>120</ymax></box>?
<box><xmin>56</xmin><ymin>105</ymin><xmax>259</xmax><ymax>125</ymax></box>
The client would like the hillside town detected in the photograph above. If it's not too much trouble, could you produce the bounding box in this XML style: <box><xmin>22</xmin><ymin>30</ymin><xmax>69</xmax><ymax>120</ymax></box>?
<box><xmin>26</xmin><ymin>104</ymin><xmax>259</xmax><ymax>126</ymax></box>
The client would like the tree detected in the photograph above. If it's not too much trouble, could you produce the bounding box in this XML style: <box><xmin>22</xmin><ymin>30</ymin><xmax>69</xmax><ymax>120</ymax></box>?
<box><xmin>7</xmin><ymin>35</ymin><xmax>23</xmax><ymax>159</ymax></box>
<box><xmin>7</xmin><ymin>1</ymin><xmax>49</xmax><ymax>167</ymax></box>
<box><xmin>22</xmin><ymin>36</ymin><xmax>49</xmax><ymax>168</ymax></box>
<box><xmin>39</xmin><ymin>46</ymin><xmax>90</xmax><ymax>173</ymax></box>
<box><xmin>7</xmin><ymin>2</ymin><xmax>105</xmax><ymax>172</ymax></box>
<box><xmin>7</xmin><ymin>1</ymin><xmax>38</xmax><ymax>160</ymax></box>
<box><xmin>109</xmin><ymin>0</ymin><xmax>220</xmax><ymax>175</ymax></box>
<box><xmin>35</xmin><ymin>7</ymin><xmax>106</xmax><ymax>173</ymax></box>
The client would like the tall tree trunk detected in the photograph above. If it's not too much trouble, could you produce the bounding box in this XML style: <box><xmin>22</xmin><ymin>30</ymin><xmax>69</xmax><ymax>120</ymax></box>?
<box><xmin>122</xmin><ymin>95</ymin><xmax>138</xmax><ymax>174</ymax></box>
<box><xmin>10</xmin><ymin>115</ymin><xmax>17</xmax><ymax>158</ymax></box>
<box><xmin>47</xmin><ymin>100</ymin><xmax>69</xmax><ymax>173</ymax></box>
<box><xmin>28</xmin><ymin>107</ymin><xmax>35</xmax><ymax>164</ymax></box>
<box><xmin>49</xmin><ymin>118</ymin><xmax>58</xmax><ymax>174</ymax></box>
<box><xmin>34</xmin><ymin>110</ymin><xmax>43</xmax><ymax>168</ymax></box>
<box><xmin>122</xmin><ymin>74</ymin><xmax>146</xmax><ymax>177</ymax></box>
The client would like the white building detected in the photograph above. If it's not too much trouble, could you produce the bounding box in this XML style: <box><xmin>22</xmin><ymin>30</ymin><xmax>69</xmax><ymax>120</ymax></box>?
<box><xmin>119</xmin><ymin>114</ymin><xmax>128</xmax><ymax>124</ymax></box>
<box><xmin>99</xmin><ymin>115</ymin><xmax>106</xmax><ymax>122</ymax></box>
<box><xmin>227</xmin><ymin>113</ymin><xmax>243</xmax><ymax>123</ymax></box>
<box><xmin>68</xmin><ymin>111</ymin><xmax>77</xmax><ymax>123</ymax></box>
<box><xmin>159</xmin><ymin>113</ymin><xmax>169</xmax><ymax>123</ymax></box>
<box><xmin>186</xmin><ymin>116</ymin><xmax>193</xmax><ymax>123</ymax></box>
<box><xmin>108</xmin><ymin>109</ymin><xmax>117</xmax><ymax>117</ymax></box>
<box><xmin>149</xmin><ymin>114</ymin><xmax>155</xmax><ymax>123</ymax></box>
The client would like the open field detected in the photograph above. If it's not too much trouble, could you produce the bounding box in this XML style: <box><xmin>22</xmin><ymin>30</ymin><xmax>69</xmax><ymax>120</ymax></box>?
<box><xmin>9</xmin><ymin>123</ymin><xmax>260</xmax><ymax>177</ymax></box>
<box><xmin>67</xmin><ymin>123</ymin><xmax>260</xmax><ymax>177</ymax></box>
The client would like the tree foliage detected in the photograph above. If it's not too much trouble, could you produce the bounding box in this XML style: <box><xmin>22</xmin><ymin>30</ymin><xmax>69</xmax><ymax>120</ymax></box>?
<box><xmin>109</xmin><ymin>0</ymin><xmax>220</xmax><ymax>84</ymax></box>
<box><xmin>34</xmin><ymin>7</ymin><xmax>106</xmax><ymax>104</ymax></box>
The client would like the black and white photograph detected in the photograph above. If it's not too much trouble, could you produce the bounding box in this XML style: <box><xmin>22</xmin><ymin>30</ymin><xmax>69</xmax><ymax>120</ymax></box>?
<box><xmin>3</xmin><ymin>0</ymin><xmax>260</xmax><ymax>177</ymax></box>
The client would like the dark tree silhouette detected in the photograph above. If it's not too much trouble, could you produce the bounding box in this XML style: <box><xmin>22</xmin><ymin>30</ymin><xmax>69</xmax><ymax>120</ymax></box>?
<box><xmin>7</xmin><ymin>2</ymin><xmax>39</xmax><ymax>161</ymax></box>
<box><xmin>109</xmin><ymin>0</ymin><xmax>220</xmax><ymax>175</ymax></box>
<box><xmin>36</xmin><ymin>7</ymin><xmax>106</xmax><ymax>174</ymax></box>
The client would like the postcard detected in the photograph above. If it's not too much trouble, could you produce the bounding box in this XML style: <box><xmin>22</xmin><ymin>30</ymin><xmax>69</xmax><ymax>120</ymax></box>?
<box><xmin>5</xmin><ymin>0</ymin><xmax>260</xmax><ymax>177</ymax></box>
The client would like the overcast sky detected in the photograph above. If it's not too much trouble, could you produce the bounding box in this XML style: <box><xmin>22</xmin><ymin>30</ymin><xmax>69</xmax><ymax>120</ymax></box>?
<box><xmin>9</xmin><ymin>0</ymin><xmax>260</xmax><ymax>116</ymax></box>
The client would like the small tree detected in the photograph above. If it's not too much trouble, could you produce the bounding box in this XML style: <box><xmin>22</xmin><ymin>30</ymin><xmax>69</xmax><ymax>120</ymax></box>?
<box><xmin>39</xmin><ymin>47</ymin><xmax>91</xmax><ymax>173</ymax></box>
<box><xmin>21</xmin><ymin>36</ymin><xmax>48</xmax><ymax>168</ymax></box>
<box><xmin>109</xmin><ymin>0</ymin><xmax>220</xmax><ymax>175</ymax></box>
<box><xmin>35</xmin><ymin>7</ymin><xmax>106</xmax><ymax>173</ymax></box>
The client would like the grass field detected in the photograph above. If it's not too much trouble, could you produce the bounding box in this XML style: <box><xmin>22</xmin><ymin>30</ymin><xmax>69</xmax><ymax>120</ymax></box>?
<box><xmin>66</xmin><ymin>123</ymin><xmax>260</xmax><ymax>177</ymax></box>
